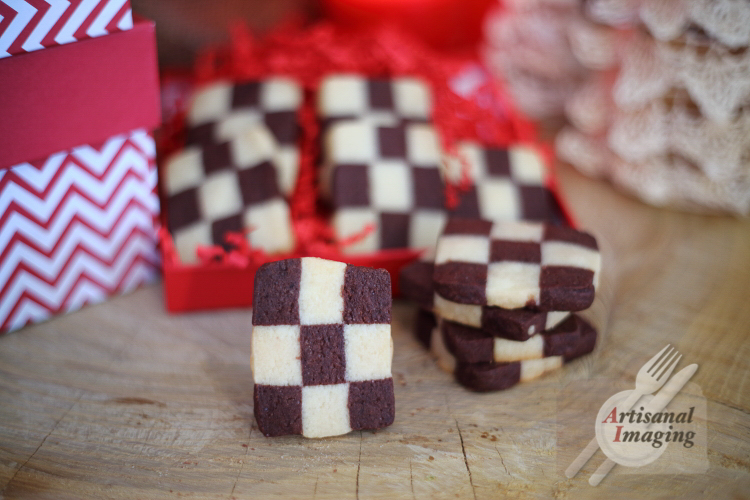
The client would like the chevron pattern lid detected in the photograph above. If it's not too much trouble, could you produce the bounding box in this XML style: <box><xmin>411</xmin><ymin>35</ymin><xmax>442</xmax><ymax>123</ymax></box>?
<box><xmin>0</xmin><ymin>0</ymin><xmax>133</xmax><ymax>59</ymax></box>
<box><xmin>0</xmin><ymin>128</ymin><xmax>160</xmax><ymax>333</ymax></box>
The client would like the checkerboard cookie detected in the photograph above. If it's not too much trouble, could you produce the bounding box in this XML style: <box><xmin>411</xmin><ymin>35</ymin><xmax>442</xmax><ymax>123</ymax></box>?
<box><xmin>441</xmin><ymin>314</ymin><xmax>596</xmax><ymax>364</ymax></box>
<box><xmin>399</xmin><ymin>259</ymin><xmax>570</xmax><ymax>340</ymax></box>
<box><xmin>186</xmin><ymin>78</ymin><xmax>302</xmax><ymax>196</ymax></box>
<box><xmin>431</xmin><ymin>316</ymin><xmax>596</xmax><ymax>392</ymax></box>
<box><xmin>433</xmin><ymin>293</ymin><xmax>569</xmax><ymax>341</ymax></box>
<box><xmin>413</xmin><ymin>308</ymin><xmax>437</xmax><ymax>350</ymax></box>
<box><xmin>434</xmin><ymin>218</ymin><xmax>600</xmax><ymax>311</ymax></box>
<box><xmin>164</xmin><ymin>125</ymin><xmax>295</xmax><ymax>264</ymax></box>
<box><xmin>251</xmin><ymin>257</ymin><xmax>395</xmax><ymax>438</ymax></box>
<box><xmin>399</xmin><ymin>260</ymin><xmax>435</xmax><ymax>310</ymax></box>
<box><xmin>318</xmin><ymin>74</ymin><xmax>432</xmax><ymax>129</ymax></box>
<box><xmin>444</xmin><ymin>142</ymin><xmax>556</xmax><ymax>222</ymax></box>
<box><xmin>452</xmin><ymin>358</ymin><xmax>567</xmax><ymax>392</ymax></box>
<box><xmin>323</xmin><ymin>120</ymin><xmax>447</xmax><ymax>254</ymax></box>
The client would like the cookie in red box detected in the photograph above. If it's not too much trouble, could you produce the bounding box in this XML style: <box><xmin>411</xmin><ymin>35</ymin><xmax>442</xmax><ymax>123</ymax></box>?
<box><xmin>158</xmin><ymin>22</ymin><xmax>567</xmax><ymax>313</ymax></box>
<box><xmin>317</xmin><ymin>74</ymin><xmax>432</xmax><ymax>130</ymax></box>
<box><xmin>163</xmin><ymin>124</ymin><xmax>295</xmax><ymax>264</ymax></box>
<box><xmin>323</xmin><ymin>120</ymin><xmax>447</xmax><ymax>255</ymax></box>
<box><xmin>444</xmin><ymin>141</ymin><xmax>558</xmax><ymax>222</ymax></box>
<box><xmin>185</xmin><ymin>78</ymin><xmax>303</xmax><ymax>196</ymax></box>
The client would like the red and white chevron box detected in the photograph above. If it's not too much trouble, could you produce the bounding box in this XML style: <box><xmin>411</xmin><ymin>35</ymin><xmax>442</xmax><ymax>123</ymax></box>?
<box><xmin>0</xmin><ymin>17</ymin><xmax>161</xmax><ymax>333</ymax></box>
<box><xmin>0</xmin><ymin>0</ymin><xmax>133</xmax><ymax>58</ymax></box>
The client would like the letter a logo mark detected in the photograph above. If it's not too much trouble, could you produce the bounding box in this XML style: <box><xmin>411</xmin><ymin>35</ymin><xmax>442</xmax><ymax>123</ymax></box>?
<box><xmin>602</xmin><ymin>407</ymin><xmax>618</xmax><ymax>424</ymax></box>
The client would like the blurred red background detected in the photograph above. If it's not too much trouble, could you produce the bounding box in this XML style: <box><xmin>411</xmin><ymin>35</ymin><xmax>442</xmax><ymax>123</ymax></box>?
<box><xmin>130</xmin><ymin>0</ymin><xmax>320</xmax><ymax>66</ymax></box>
<box><xmin>130</xmin><ymin>0</ymin><xmax>494</xmax><ymax>66</ymax></box>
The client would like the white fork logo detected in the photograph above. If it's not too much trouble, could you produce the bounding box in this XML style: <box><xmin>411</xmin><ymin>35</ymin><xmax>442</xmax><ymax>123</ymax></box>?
<box><xmin>565</xmin><ymin>345</ymin><xmax>697</xmax><ymax>485</ymax></box>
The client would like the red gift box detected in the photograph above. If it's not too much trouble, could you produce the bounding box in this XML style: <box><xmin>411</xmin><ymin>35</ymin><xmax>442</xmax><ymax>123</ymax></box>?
<box><xmin>0</xmin><ymin>0</ymin><xmax>132</xmax><ymax>58</ymax></box>
<box><xmin>159</xmin><ymin>24</ymin><xmax>577</xmax><ymax>314</ymax></box>
<box><xmin>0</xmin><ymin>17</ymin><xmax>161</xmax><ymax>333</ymax></box>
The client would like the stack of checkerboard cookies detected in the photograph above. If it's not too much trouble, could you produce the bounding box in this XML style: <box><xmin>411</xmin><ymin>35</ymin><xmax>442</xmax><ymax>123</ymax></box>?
<box><xmin>400</xmin><ymin>144</ymin><xmax>601</xmax><ymax>391</ymax></box>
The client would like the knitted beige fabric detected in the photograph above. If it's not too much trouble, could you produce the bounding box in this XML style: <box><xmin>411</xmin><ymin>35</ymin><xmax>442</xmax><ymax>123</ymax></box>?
<box><xmin>557</xmin><ymin>0</ymin><xmax>750</xmax><ymax>214</ymax></box>
<box><xmin>482</xmin><ymin>0</ymin><xmax>587</xmax><ymax>119</ymax></box>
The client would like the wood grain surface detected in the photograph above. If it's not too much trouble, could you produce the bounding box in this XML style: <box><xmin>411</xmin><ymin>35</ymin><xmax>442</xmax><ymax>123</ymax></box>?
<box><xmin>1</xmin><ymin>164</ymin><xmax>749</xmax><ymax>499</ymax></box>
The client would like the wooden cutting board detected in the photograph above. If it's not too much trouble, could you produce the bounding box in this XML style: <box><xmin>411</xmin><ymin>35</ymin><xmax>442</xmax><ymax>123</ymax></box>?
<box><xmin>1</xmin><ymin>164</ymin><xmax>749</xmax><ymax>499</ymax></box>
